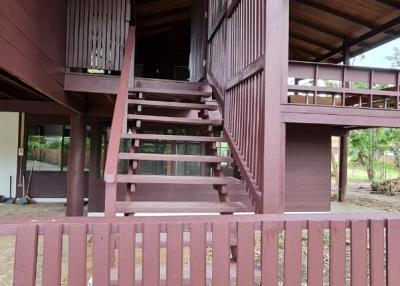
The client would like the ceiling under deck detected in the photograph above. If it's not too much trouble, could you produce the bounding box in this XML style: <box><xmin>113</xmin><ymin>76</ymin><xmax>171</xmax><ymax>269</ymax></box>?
<box><xmin>134</xmin><ymin>0</ymin><xmax>400</xmax><ymax>63</ymax></box>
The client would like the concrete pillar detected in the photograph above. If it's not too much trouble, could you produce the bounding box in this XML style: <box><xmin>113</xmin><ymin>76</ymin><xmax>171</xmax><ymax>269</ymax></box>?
<box><xmin>66</xmin><ymin>113</ymin><xmax>86</xmax><ymax>216</ymax></box>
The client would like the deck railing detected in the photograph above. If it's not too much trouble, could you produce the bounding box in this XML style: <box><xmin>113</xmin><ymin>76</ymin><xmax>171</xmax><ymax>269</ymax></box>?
<box><xmin>207</xmin><ymin>0</ymin><xmax>283</xmax><ymax>212</ymax></box>
<box><xmin>66</xmin><ymin>0</ymin><xmax>131</xmax><ymax>72</ymax></box>
<box><xmin>2</xmin><ymin>213</ymin><xmax>400</xmax><ymax>285</ymax></box>
<box><xmin>104</xmin><ymin>26</ymin><xmax>135</xmax><ymax>215</ymax></box>
<box><xmin>288</xmin><ymin>61</ymin><xmax>400</xmax><ymax>109</ymax></box>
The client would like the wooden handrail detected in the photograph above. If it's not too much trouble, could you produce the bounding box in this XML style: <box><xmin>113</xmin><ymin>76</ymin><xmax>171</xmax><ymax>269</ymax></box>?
<box><xmin>104</xmin><ymin>27</ymin><xmax>136</xmax><ymax>183</ymax></box>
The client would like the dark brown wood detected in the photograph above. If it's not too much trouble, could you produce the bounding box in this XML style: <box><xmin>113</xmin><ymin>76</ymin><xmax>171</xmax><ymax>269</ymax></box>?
<box><xmin>116</xmin><ymin>174</ymin><xmax>235</xmax><ymax>185</ymax></box>
<box><xmin>121</xmin><ymin>133</ymin><xmax>224</xmax><ymax>142</ymax></box>
<box><xmin>115</xmin><ymin>201</ymin><xmax>249</xmax><ymax>213</ymax></box>
<box><xmin>119</xmin><ymin>153</ymin><xmax>232</xmax><ymax>163</ymax></box>
<box><xmin>42</xmin><ymin>224</ymin><xmax>63</xmax><ymax>286</ymax></box>
<box><xmin>66</xmin><ymin>0</ymin><xmax>130</xmax><ymax>71</ymax></box>
<box><xmin>127</xmin><ymin>114</ymin><xmax>221</xmax><ymax>126</ymax></box>
<box><xmin>14</xmin><ymin>225</ymin><xmax>38</xmax><ymax>286</ymax></box>
<box><xmin>127</xmin><ymin>99</ymin><xmax>218</xmax><ymax>110</ymax></box>
<box><xmin>338</xmin><ymin>134</ymin><xmax>349</xmax><ymax>202</ymax></box>
<box><xmin>66</xmin><ymin>113</ymin><xmax>86</xmax><ymax>216</ymax></box>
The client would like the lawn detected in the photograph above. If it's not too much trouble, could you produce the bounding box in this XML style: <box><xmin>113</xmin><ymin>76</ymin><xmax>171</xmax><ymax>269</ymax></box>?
<box><xmin>347</xmin><ymin>163</ymin><xmax>400</xmax><ymax>182</ymax></box>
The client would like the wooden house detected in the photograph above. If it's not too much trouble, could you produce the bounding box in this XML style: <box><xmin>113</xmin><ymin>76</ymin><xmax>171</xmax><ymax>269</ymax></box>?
<box><xmin>1</xmin><ymin>0</ymin><xmax>400</xmax><ymax>216</ymax></box>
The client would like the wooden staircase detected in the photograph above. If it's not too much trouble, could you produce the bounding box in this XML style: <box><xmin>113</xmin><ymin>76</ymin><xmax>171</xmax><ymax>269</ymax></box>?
<box><xmin>108</xmin><ymin>78</ymin><xmax>250</xmax><ymax>214</ymax></box>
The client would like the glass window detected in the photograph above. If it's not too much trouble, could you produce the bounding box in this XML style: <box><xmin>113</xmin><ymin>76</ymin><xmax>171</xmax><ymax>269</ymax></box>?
<box><xmin>27</xmin><ymin>124</ymin><xmax>90</xmax><ymax>172</ymax></box>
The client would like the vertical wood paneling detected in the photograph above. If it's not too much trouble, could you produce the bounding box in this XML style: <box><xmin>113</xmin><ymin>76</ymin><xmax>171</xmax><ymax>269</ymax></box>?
<box><xmin>261</xmin><ymin>221</ymin><xmax>279</xmax><ymax>285</ymax></box>
<box><xmin>13</xmin><ymin>225</ymin><xmax>38</xmax><ymax>286</ymax></box>
<box><xmin>68</xmin><ymin>224</ymin><xmax>87</xmax><ymax>286</ymax></box>
<box><xmin>387</xmin><ymin>219</ymin><xmax>400</xmax><ymax>286</ymax></box>
<box><xmin>167</xmin><ymin>223</ymin><xmax>183</xmax><ymax>286</ymax></box>
<box><xmin>143</xmin><ymin>223</ymin><xmax>160</xmax><ymax>286</ymax></box>
<box><xmin>351</xmin><ymin>220</ymin><xmax>368</xmax><ymax>286</ymax></box>
<box><xmin>212</xmin><ymin>222</ymin><xmax>230</xmax><ymax>285</ymax></box>
<box><xmin>66</xmin><ymin>0</ymin><xmax>130</xmax><ymax>71</ymax></box>
<box><xmin>237</xmin><ymin>221</ymin><xmax>255</xmax><ymax>286</ymax></box>
<box><xmin>118</xmin><ymin>223</ymin><xmax>136</xmax><ymax>286</ymax></box>
<box><xmin>329</xmin><ymin>221</ymin><xmax>346</xmax><ymax>286</ymax></box>
<box><xmin>42</xmin><ymin>224</ymin><xmax>63</xmax><ymax>286</ymax></box>
<box><xmin>307</xmin><ymin>221</ymin><xmax>324</xmax><ymax>286</ymax></box>
<box><xmin>189</xmin><ymin>222</ymin><xmax>206</xmax><ymax>286</ymax></box>
<box><xmin>370</xmin><ymin>220</ymin><xmax>385</xmax><ymax>286</ymax></box>
<box><xmin>92</xmin><ymin>223</ymin><xmax>112</xmax><ymax>286</ymax></box>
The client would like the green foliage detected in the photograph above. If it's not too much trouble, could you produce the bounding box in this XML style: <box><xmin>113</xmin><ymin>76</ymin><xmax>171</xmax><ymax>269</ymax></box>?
<box><xmin>349</xmin><ymin>128</ymin><xmax>400</xmax><ymax>182</ymax></box>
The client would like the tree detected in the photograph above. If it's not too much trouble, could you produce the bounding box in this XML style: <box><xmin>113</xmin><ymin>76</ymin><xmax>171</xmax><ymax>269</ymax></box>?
<box><xmin>387</xmin><ymin>47</ymin><xmax>400</xmax><ymax>68</ymax></box>
<box><xmin>349</xmin><ymin>129</ymin><xmax>391</xmax><ymax>182</ymax></box>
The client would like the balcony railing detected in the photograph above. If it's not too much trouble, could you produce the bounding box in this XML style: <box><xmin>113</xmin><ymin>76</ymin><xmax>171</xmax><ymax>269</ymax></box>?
<box><xmin>288</xmin><ymin>61</ymin><xmax>400</xmax><ymax>110</ymax></box>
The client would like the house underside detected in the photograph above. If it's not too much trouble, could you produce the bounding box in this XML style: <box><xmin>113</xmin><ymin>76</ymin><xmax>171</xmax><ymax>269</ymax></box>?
<box><xmin>1</xmin><ymin>0</ymin><xmax>400</xmax><ymax>215</ymax></box>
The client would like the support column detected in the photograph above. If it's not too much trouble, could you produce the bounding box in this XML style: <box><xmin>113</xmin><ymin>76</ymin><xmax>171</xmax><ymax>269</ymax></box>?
<box><xmin>66</xmin><ymin>113</ymin><xmax>86</xmax><ymax>216</ymax></box>
<box><xmin>338</xmin><ymin>133</ymin><xmax>349</xmax><ymax>202</ymax></box>
<box><xmin>261</xmin><ymin>0</ymin><xmax>288</xmax><ymax>213</ymax></box>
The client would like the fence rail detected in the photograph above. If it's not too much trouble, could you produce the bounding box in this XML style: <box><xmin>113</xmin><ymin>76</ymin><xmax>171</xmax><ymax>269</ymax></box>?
<box><xmin>288</xmin><ymin>61</ymin><xmax>400</xmax><ymax>109</ymax></box>
<box><xmin>2</xmin><ymin>213</ymin><xmax>400</xmax><ymax>285</ymax></box>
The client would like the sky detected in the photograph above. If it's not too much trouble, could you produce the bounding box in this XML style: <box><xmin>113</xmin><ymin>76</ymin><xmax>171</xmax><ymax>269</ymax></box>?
<box><xmin>352</xmin><ymin>38</ymin><xmax>400</xmax><ymax>69</ymax></box>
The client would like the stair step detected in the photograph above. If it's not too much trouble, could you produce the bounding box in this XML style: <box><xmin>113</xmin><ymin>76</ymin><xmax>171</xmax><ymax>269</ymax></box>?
<box><xmin>128</xmin><ymin>114</ymin><xmax>221</xmax><ymax>126</ymax></box>
<box><xmin>121</xmin><ymin>133</ymin><xmax>225</xmax><ymax>142</ymax></box>
<box><xmin>116</xmin><ymin>175</ymin><xmax>235</xmax><ymax>185</ymax></box>
<box><xmin>130</xmin><ymin>87</ymin><xmax>211</xmax><ymax>98</ymax></box>
<box><xmin>127</xmin><ymin>99</ymin><xmax>218</xmax><ymax>110</ymax></box>
<box><xmin>119</xmin><ymin>153</ymin><xmax>233</xmax><ymax>163</ymax></box>
<box><xmin>115</xmin><ymin>201</ymin><xmax>250</xmax><ymax>213</ymax></box>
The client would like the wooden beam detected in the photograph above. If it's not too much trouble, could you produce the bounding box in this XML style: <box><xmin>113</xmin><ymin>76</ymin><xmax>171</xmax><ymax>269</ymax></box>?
<box><xmin>294</xmin><ymin>0</ymin><xmax>397</xmax><ymax>38</ymax></box>
<box><xmin>66</xmin><ymin>113</ymin><xmax>86</xmax><ymax>217</ymax></box>
<box><xmin>289</xmin><ymin>32</ymin><xmax>334</xmax><ymax>51</ymax></box>
<box><xmin>376</xmin><ymin>0</ymin><xmax>400</xmax><ymax>10</ymax></box>
<box><xmin>65</xmin><ymin>72</ymin><xmax>119</xmax><ymax>94</ymax></box>
<box><xmin>316</xmin><ymin>16</ymin><xmax>400</xmax><ymax>62</ymax></box>
<box><xmin>261</xmin><ymin>0</ymin><xmax>288</xmax><ymax>213</ymax></box>
<box><xmin>338</xmin><ymin>133</ymin><xmax>349</xmax><ymax>202</ymax></box>
<box><xmin>0</xmin><ymin>100</ymin><xmax>71</xmax><ymax>114</ymax></box>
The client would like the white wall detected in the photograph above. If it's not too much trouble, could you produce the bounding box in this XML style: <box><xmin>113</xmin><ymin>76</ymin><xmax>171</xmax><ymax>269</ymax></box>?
<box><xmin>0</xmin><ymin>112</ymin><xmax>19</xmax><ymax>197</ymax></box>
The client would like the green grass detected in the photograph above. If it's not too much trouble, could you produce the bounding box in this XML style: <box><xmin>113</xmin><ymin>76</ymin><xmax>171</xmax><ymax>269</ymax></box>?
<box><xmin>347</xmin><ymin>163</ymin><xmax>400</xmax><ymax>182</ymax></box>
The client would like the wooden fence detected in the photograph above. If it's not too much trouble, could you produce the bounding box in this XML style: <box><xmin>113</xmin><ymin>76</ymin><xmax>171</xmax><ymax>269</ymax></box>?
<box><xmin>66</xmin><ymin>0</ymin><xmax>131</xmax><ymax>72</ymax></box>
<box><xmin>2</xmin><ymin>213</ymin><xmax>400</xmax><ymax>285</ymax></box>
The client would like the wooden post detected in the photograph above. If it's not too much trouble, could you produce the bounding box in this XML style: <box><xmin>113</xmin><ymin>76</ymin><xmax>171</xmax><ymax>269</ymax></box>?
<box><xmin>66</xmin><ymin>113</ymin><xmax>86</xmax><ymax>217</ymax></box>
<box><xmin>261</xmin><ymin>0</ymin><xmax>288</xmax><ymax>213</ymax></box>
<box><xmin>338</xmin><ymin>133</ymin><xmax>349</xmax><ymax>202</ymax></box>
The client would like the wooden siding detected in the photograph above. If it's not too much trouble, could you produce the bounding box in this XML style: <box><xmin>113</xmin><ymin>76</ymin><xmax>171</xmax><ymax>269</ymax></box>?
<box><xmin>0</xmin><ymin>0</ymin><xmax>84</xmax><ymax>113</ymax></box>
<box><xmin>285</xmin><ymin>124</ymin><xmax>331</xmax><ymax>212</ymax></box>
<box><xmin>66</xmin><ymin>0</ymin><xmax>131</xmax><ymax>72</ymax></box>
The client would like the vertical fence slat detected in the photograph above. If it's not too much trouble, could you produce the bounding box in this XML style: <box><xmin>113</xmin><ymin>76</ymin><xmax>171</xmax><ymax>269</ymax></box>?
<box><xmin>92</xmin><ymin>223</ymin><xmax>112</xmax><ymax>286</ymax></box>
<box><xmin>387</xmin><ymin>219</ymin><xmax>400</xmax><ymax>286</ymax></box>
<box><xmin>68</xmin><ymin>224</ymin><xmax>87</xmax><ymax>286</ymax></box>
<box><xmin>237</xmin><ymin>221</ymin><xmax>255</xmax><ymax>286</ymax></box>
<box><xmin>190</xmin><ymin>222</ymin><xmax>206</xmax><ymax>286</ymax></box>
<box><xmin>14</xmin><ymin>225</ymin><xmax>38</xmax><ymax>286</ymax></box>
<box><xmin>329</xmin><ymin>220</ymin><xmax>346</xmax><ymax>286</ymax></box>
<box><xmin>351</xmin><ymin>220</ymin><xmax>368</xmax><ymax>286</ymax></box>
<box><xmin>212</xmin><ymin>222</ymin><xmax>230</xmax><ymax>286</ymax></box>
<box><xmin>370</xmin><ymin>220</ymin><xmax>385</xmax><ymax>286</ymax></box>
<box><xmin>42</xmin><ymin>224</ymin><xmax>63</xmax><ymax>286</ymax></box>
<box><xmin>307</xmin><ymin>221</ymin><xmax>324</xmax><ymax>286</ymax></box>
<box><xmin>261</xmin><ymin>221</ymin><xmax>279</xmax><ymax>285</ymax></box>
<box><xmin>167</xmin><ymin>223</ymin><xmax>183</xmax><ymax>286</ymax></box>
<box><xmin>118</xmin><ymin>223</ymin><xmax>136</xmax><ymax>286</ymax></box>
<box><xmin>284</xmin><ymin>221</ymin><xmax>302</xmax><ymax>285</ymax></box>
<box><xmin>143</xmin><ymin>223</ymin><xmax>160</xmax><ymax>286</ymax></box>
